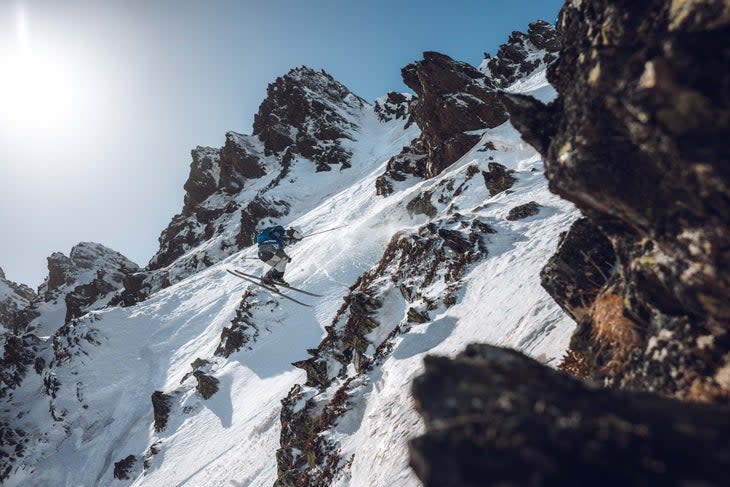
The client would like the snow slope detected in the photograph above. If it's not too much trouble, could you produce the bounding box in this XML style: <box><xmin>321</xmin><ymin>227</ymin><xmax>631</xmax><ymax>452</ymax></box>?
<box><xmin>7</xmin><ymin>68</ymin><xmax>577</xmax><ymax>487</ymax></box>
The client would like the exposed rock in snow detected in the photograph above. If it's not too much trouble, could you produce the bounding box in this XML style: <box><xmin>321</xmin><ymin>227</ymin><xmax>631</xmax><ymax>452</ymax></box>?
<box><xmin>36</xmin><ymin>242</ymin><xmax>139</xmax><ymax>326</ymax></box>
<box><xmin>374</xmin><ymin>92</ymin><xmax>415</xmax><ymax>125</ymax></box>
<box><xmin>0</xmin><ymin>267</ymin><xmax>37</xmax><ymax>333</ymax></box>
<box><xmin>481</xmin><ymin>162</ymin><xmax>517</xmax><ymax>196</ymax></box>
<box><xmin>377</xmin><ymin>52</ymin><xmax>507</xmax><ymax>193</ymax></box>
<box><xmin>506</xmin><ymin>200</ymin><xmax>541</xmax><ymax>221</ymax></box>
<box><xmin>253</xmin><ymin>66</ymin><xmax>366</xmax><ymax>169</ymax></box>
<box><xmin>480</xmin><ymin>20</ymin><xmax>561</xmax><ymax>88</ymax></box>
<box><xmin>376</xmin><ymin>23</ymin><xmax>560</xmax><ymax>196</ymax></box>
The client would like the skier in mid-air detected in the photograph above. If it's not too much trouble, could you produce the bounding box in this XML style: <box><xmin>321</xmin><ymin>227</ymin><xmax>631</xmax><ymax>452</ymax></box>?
<box><xmin>255</xmin><ymin>224</ymin><xmax>303</xmax><ymax>285</ymax></box>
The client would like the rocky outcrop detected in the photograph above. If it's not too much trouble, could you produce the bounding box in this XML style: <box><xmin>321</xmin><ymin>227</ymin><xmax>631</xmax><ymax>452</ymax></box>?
<box><xmin>149</xmin><ymin>133</ymin><xmax>269</xmax><ymax>272</ymax></box>
<box><xmin>0</xmin><ymin>334</ymin><xmax>41</xmax><ymax>399</ymax></box>
<box><xmin>151</xmin><ymin>391</ymin><xmax>172</xmax><ymax>432</ymax></box>
<box><xmin>0</xmin><ymin>269</ymin><xmax>41</xmax><ymax>407</ymax></box>
<box><xmin>0</xmin><ymin>421</ymin><xmax>30</xmax><ymax>482</ymax></box>
<box><xmin>505</xmin><ymin>0</ymin><xmax>730</xmax><ymax>401</ymax></box>
<box><xmin>480</xmin><ymin>20</ymin><xmax>561</xmax><ymax>87</ymax></box>
<box><xmin>376</xmin><ymin>22</ymin><xmax>559</xmax><ymax>195</ymax></box>
<box><xmin>0</xmin><ymin>268</ymin><xmax>38</xmax><ymax>333</ymax></box>
<box><xmin>215</xmin><ymin>291</ymin><xmax>261</xmax><ymax>358</ymax></box>
<box><xmin>41</xmin><ymin>243</ymin><xmax>138</xmax><ymax>296</ymax></box>
<box><xmin>36</xmin><ymin>243</ymin><xmax>139</xmax><ymax>325</ymax></box>
<box><xmin>193</xmin><ymin>371</ymin><xmax>219</xmax><ymax>400</ymax></box>
<box><xmin>113</xmin><ymin>455</ymin><xmax>138</xmax><ymax>480</ymax></box>
<box><xmin>374</xmin><ymin>92</ymin><xmax>414</xmax><ymax>125</ymax></box>
<box><xmin>276</xmin><ymin>210</ymin><xmax>491</xmax><ymax>485</ymax></box>
<box><xmin>482</xmin><ymin>162</ymin><xmax>516</xmax><ymax>196</ymax></box>
<box><xmin>253</xmin><ymin>66</ymin><xmax>365</xmax><ymax>168</ymax></box>
<box><xmin>506</xmin><ymin>201</ymin><xmax>541</xmax><ymax>221</ymax></box>
<box><xmin>377</xmin><ymin>52</ymin><xmax>507</xmax><ymax>193</ymax></box>
<box><xmin>410</xmin><ymin>344</ymin><xmax>730</xmax><ymax>487</ymax></box>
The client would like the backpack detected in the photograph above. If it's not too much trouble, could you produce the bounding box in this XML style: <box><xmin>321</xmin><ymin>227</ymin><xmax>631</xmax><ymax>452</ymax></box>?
<box><xmin>256</xmin><ymin>225</ymin><xmax>286</xmax><ymax>245</ymax></box>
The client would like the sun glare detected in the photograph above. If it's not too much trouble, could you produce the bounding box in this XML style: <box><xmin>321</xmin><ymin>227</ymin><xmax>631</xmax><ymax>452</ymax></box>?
<box><xmin>0</xmin><ymin>7</ymin><xmax>77</xmax><ymax>132</ymax></box>
<box><xmin>0</xmin><ymin>52</ymin><xmax>76</xmax><ymax>129</ymax></box>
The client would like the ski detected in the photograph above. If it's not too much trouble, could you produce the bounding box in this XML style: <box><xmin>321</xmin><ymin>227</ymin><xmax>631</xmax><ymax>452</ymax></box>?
<box><xmin>226</xmin><ymin>269</ymin><xmax>312</xmax><ymax>307</ymax></box>
<box><xmin>226</xmin><ymin>269</ymin><xmax>323</xmax><ymax>297</ymax></box>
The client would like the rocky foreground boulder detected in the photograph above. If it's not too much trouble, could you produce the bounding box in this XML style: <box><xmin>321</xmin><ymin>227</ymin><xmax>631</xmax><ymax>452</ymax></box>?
<box><xmin>410</xmin><ymin>345</ymin><xmax>730</xmax><ymax>487</ymax></box>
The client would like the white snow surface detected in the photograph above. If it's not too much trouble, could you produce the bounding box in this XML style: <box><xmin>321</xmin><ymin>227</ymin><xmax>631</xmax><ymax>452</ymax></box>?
<box><xmin>8</xmin><ymin>69</ymin><xmax>578</xmax><ymax>486</ymax></box>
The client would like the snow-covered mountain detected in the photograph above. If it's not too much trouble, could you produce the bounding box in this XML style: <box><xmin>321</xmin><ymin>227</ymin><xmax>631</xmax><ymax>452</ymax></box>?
<box><xmin>0</xmin><ymin>267</ymin><xmax>37</xmax><ymax>333</ymax></box>
<box><xmin>1</xmin><ymin>21</ymin><xmax>576</xmax><ymax>486</ymax></box>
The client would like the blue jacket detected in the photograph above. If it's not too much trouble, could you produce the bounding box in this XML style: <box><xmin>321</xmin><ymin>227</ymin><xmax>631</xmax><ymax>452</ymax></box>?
<box><xmin>256</xmin><ymin>226</ymin><xmax>288</xmax><ymax>250</ymax></box>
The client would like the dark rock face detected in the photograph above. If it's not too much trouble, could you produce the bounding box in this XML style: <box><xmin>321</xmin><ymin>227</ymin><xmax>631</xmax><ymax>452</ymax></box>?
<box><xmin>46</xmin><ymin>253</ymin><xmax>75</xmax><ymax>292</ymax></box>
<box><xmin>377</xmin><ymin>52</ymin><xmax>507</xmax><ymax>192</ymax></box>
<box><xmin>374</xmin><ymin>92</ymin><xmax>415</xmax><ymax>125</ymax></box>
<box><xmin>482</xmin><ymin>162</ymin><xmax>517</xmax><ymax>196</ymax></box>
<box><xmin>0</xmin><ymin>268</ymin><xmax>38</xmax><ymax>333</ymax></box>
<box><xmin>482</xmin><ymin>20</ymin><xmax>561</xmax><ymax>87</ymax></box>
<box><xmin>0</xmin><ymin>422</ymin><xmax>30</xmax><ymax>482</ymax></box>
<box><xmin>406</xmin><ymin>190</ymin><xmax>437</xmax><ymax>218</ymax></box>
<box><xmin>505</xmin><ymin>1</ymin><xmax>730</xmax><ymax>401</ymax></box>
<box><xmin>182</xmin><ymin>147</ymin><xmax>220</xmax><ymax>214</ymax></box>
<box><xmin>253</xmin><ymin>66</ymin><xmax>365</xmax><ymax>168</ymax></box>
<box><xmin>541</xmin><ymin>218</ymin><xmax>617</xmax><ymax>323</ymax></box>
<box><xmin>64</xmin><ymin>271</ymin><xmax>117</xmax><ymax>323</ymax></box>
<box><xmin>375</xmin><ymin>138</ymin><xmax>428</xmax><ymax>195</ymax></box>
<box><xmin>219</xmin><ymin>132</ymin><xmax>267</xmax><ymax>189</ymax></box>
<box><xmin>149</xmin><ymin>133</ymin><xmax>268</xmax><ymax>273</ymax></box>
<box><xmin>215</xmin><ymin>291</ymin><xmax>261</xmax><ymax>358</ymax></box>
<box><xmin>376</xmin><ymin>23</ymin><xmax>559</xmax><ymax>194</ymax></box>
<box><xmin>193</xmin><ymin>371</ymin><xmax>219</xmax><ymax>400</ymax></box>
<box><xmin>113</xmin><ymin>455</ymin><xmax>137</xmax><ymax>480</ymax></box>
<box><xmin>506</xmin><ymin>201</ymin><xmax>540</xmax><ymax>221</ymax></box>
<box><xmin>151</xmin><ymin>391</ymin><xmax>172</xmax><ymax>432</ymax></box>
<box><xmin>0</xmin><ymin>334</ymin><xmax>41</xmax><ymax>399</ymax></box>
<box><xmin>37</xmin><ymin>243</ymin><xmax>139</xmax><ymax>324</ymax></box>
<box><xmin>410</xmin><ymin>344</ymin><xmax>730</xmax><ymax>487</ymax></box>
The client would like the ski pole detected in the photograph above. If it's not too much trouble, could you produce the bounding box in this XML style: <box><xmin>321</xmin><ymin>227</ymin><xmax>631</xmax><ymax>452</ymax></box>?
<box><xmin>302</xmin><ymin>224</ymin><xmax>348</xmax><ymax>239</ymax></box>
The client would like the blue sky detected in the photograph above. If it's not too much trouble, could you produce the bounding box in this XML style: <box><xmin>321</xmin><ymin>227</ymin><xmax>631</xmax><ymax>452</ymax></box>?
<box><xmin>0</xmin><ymin>0</ymin><xmax>563</xmax><ymax>287</ymax></box>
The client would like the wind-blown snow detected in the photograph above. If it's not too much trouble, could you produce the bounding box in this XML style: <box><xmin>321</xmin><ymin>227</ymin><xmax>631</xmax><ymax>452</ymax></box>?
<box><xmin>8</xmin><ymin>68</ymin><xmax>577</xmax><ymax>487</ymax></box>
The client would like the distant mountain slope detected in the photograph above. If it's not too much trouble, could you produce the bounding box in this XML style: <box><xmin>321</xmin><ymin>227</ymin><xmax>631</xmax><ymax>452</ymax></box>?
<box><xmin>1</xmin><ymin>20</ymin><xmax>575</xmax><ymax>487</ymax></box>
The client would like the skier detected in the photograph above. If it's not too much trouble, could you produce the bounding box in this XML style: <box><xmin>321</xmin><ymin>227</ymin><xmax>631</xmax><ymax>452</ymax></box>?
<box><xmin>255</xmin><ymin>224</ymin><xmax>303</xmax><ymax>285</ymax></box>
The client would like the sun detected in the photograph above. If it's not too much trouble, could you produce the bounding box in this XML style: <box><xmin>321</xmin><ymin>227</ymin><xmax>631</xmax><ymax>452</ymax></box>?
<box><xmin>0</xmin><ymin>52</ymin><xmax>76</xmax><ymax>129</ymax></box>
<box><xmin>0</xmin><ymin>8</ymin><xmax>76</xmax><ymax>131</ymax></box>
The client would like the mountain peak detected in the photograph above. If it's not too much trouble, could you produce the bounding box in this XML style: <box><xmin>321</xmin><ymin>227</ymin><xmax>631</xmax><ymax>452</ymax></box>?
<box><xmin>42</xmin><ymin>242</ymin><xmax>139</xmax><ymax>297</ymax></box>
<box><xmin>376</xmin><ymin>50</ymin><xmax>507</xmax><ymax>193</ymax></box>
<box><xmin>480</xmin><ymin>19</ymin><xmax>560</xmax><ymax>88</ymax></box>
<box><xmin>252</xmin><ymin>65</ymin><xmax>367</xmax><ymax>166</ymax></box>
